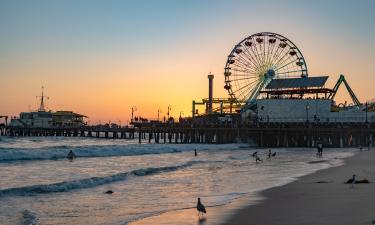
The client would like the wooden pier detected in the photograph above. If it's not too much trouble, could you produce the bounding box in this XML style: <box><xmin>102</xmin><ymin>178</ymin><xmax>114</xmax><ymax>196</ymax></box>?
<box><xmin>1</xmin><ymin>122</ymin><xmax>374</xmax><ymax>148</ymax></box>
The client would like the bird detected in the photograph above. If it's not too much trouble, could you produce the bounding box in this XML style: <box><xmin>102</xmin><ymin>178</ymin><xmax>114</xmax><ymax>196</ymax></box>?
<box><xmin>105</xmin><ymin>190</ymin><xmax>114</xmax><ymax>194</ymax></box>
<box><xmin>346</xmin><ymin>174</ymin><xmax>356</xmax><ymax>188</ymax></box>
<box><xmin>196</xmin><ymin>198</ymin><xmax>206</xmax><ymax>218</ymax></box>
<box><xmin>272</xmin><ymin>152</ymin><xmax>276</xmax><ymax>157</ymax></box>
<box><xmin>252</xmin><ymin>151</ymin><xmax>258</xmax><ymax>157</ymax></box>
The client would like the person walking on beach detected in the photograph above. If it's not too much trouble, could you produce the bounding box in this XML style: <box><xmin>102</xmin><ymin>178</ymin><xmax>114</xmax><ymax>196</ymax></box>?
<box><xmin>317</xmin><ymin>142</ymin><xmax>323</xmax><ymax>157</ymax></box>
<box><xmin>268</xmin><ymin>149</ymin><xmax>272</xmax><ymax>159</ymax></box>
<box><xmin>194</xmin><ymin>149</ymin><xmax>197</xmax><ymax>157</ymax></box>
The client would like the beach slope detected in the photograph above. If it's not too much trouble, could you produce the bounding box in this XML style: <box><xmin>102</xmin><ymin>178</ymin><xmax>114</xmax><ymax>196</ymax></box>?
<box><xmin>222</xmin><ymin>150</ymin><xmax>375</xmax><ymax>225</ymax></box>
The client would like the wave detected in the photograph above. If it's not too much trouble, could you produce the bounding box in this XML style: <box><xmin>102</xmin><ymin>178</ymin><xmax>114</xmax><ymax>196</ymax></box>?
<box><xmin>0</xmin><ymin>143</ymin><xmax>241</xmax><ymax>163</ymax></box>
<box><xmin>0</xmin><ymin>161</ymin><xmax>200</xmax><ymax>197</ymax></box>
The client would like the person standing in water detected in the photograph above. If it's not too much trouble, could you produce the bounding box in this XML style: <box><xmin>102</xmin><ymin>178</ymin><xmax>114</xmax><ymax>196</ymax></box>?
<box><xmin>67</xmin><ymin>150</ymin><xmax>76</xmax><ymax>161</ymax></box>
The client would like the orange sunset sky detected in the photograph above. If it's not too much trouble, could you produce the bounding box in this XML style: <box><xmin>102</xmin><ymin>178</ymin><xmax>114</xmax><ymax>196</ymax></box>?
<box><xmin>1</xmin><ymin>0</ymin><xmax>375</xmax><ymax>124</ymax></box>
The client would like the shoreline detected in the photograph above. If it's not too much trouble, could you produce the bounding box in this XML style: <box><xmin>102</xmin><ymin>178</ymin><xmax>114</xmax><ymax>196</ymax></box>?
<box><xmin>129</xmin><ymin>149</ymin><xmax>360</xmax><ymax>225</ymax></box>
<box><xmin>222</xmin><ymin>149</ymin><xmax>374</xmax><ymax>225</ymax></box>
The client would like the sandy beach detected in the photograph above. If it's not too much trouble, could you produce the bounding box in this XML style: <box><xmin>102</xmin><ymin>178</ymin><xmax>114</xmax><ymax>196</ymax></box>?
<box><xmin>130</xmin><ymin>149</ymin><xmax>375</xmax><ymax>225</ymax></box>
<box><xmin>222</xmin><ymin>149</ymin><xmax>375</xmax><ymax>225</ymax></box>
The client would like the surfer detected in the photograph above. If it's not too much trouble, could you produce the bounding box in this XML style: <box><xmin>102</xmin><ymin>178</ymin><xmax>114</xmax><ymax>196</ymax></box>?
<box><xmin>67</xmin><ymin>150</ymin><xmax>76</xmax><ymax>161</ymax></box>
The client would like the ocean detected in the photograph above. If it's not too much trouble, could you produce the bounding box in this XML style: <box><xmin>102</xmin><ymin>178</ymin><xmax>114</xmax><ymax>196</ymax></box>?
<box><xmin>0</xmin><ymin>137</ymin><xmax>356</xmax><ymax>225</ymax></box>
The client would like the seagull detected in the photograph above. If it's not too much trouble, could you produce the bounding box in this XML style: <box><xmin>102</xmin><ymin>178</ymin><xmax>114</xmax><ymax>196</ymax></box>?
<box><xmin>252</xmin><ymin>151</ymin><xmax>258</xmax><ymax>157</ymax></box>
<box><xmin>346</xmin><ymin>174</ymin><xmax>356</xmax><ymax>188</ymax></box>
<box><xmin>196</xmin><ymin>198</ymin><xmax>206</xmax><ymax>218</ymax></box>
<box><xmin>256</xmin><ymin>155</ymin><xmax>263</xmax><ymax>163</ymax></box>
<box><xmin>272</xmin><ymin>152</ymin><xmax>276</xmax><ymax>157</ymax></box>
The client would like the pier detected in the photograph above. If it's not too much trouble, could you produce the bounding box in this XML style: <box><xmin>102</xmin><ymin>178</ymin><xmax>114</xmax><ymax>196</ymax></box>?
<box><xmin>1</xmin><ymin>122</ymin><xmax>374</xmax><ymax>148</ymax></box>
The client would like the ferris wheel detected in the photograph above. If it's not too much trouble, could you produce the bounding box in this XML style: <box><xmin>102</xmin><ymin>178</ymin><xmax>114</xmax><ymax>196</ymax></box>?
<box><xmin>224</xmin><ymin>32</ymin><xmax>308</xmax><ymax>104</ymax></box>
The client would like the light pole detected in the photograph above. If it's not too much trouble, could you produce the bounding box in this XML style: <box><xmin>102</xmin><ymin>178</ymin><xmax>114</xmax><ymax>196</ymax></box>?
<box><xmin>167</xmin><ymin>105</ymin><xmax>172</xmax><ymax>120</ymax></box>
<box><xmin>306</xmin><ymin>102</ymin><xmax>310</xmax><ymax>123</ymax></box>
<box><xmin>365</xmin><ymin>102</ymin><xmax>368</xmax><ymax>123</ymax></box>
<box><xmin>158</xmin><ymin>109</ymin><xmax>162</xmax><ymax>121</ymax></box>
<box><xmin>131</xmin><ymin>106</ymin><xmax>137</xmax><ymax>122</ymax></box>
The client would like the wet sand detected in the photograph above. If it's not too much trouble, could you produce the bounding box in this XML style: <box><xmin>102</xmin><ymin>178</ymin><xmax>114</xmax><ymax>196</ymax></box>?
<box><xmin>130</xmin><ymin>149</ymin><xmax>374</xmax><ymax>225</ymax></box>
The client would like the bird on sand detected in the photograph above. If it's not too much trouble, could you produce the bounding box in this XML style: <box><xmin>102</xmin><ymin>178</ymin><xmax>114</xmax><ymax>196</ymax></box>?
<box><xmin>346</xmin><ymin>174</ymin><xmax>356</xmax><ymax>188</ymax></box>
<box><xmin>272</xmin><ymin>152</ymin><xmax>276</xmax><ymax>157</ymax></box>
<box><xmin>252</xmin><ymin>151</ymin><xmax>258</xmax><ymax>157</ymax></box>
<box><xmin>196</xmin><ymin>198</ymin><xmax>206</xmax><ymax>218</ymax></box>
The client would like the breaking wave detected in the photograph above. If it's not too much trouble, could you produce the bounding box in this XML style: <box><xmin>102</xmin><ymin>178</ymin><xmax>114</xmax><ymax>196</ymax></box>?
<box><xmin>0</xmin><ymin>143</ymin><xmax>243</xmax><ymax>162</ymax></box>
<box><xmin>0</xmin><ymin>161</ymin><xmax>201</xmax><ymax>197</ymax></box>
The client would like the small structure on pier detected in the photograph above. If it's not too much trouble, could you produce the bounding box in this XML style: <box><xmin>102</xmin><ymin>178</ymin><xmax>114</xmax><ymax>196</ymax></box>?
<box><xmin>9</xmin><ymin>87</ymin><xmax>87</xmax><ymax>128</ymax></box>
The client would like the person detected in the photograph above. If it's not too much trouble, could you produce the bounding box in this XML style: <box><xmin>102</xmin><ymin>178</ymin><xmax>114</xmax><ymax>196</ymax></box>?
<box><xmin>67</xmin><ymin>150</ymin><xmax>76</xmax><ymax>161</ymax></box>
<box><xmin>317</xmin><ymin>142</ymin><xmax>323</xmax><ymax>157</ymax></box>
<box><xmin>268</xmin><ymin>149</ymin><xmax>272</xmax><ymax>159</ymax></box>
<box><xmin>368</xmin><ymin>140</ymin><xmax>372</xmax><ymax>151</ymax></box>
<box><xmin>194</xmin><ymin>149</ymin><xmax>197</xmax><ymax>157</ymax></box>
<box><xmin>319</xmin><ymin>143</ymin><xmax>323</xmax><ymax>157</ymax></box>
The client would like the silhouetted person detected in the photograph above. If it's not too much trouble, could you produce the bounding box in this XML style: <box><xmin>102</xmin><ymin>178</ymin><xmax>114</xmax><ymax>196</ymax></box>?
<box><xmin>194</xmin><ymin>149</ymin><xmax>197</xmax><ymax>157</ymax></box>
<box><xmin>368</xmin><ymin>140</ymin><xmax>372</xmax><ymax>151</ymax></box>
<box><xmin>67</xmin><ymin>150</ymin><xmax>76</xmax><ymax>161</ymax></box>
<box><xmin>317</xmin><ymin>143</ymin><xmax>323</xmax><ymax>157</ymax></box>
<box><xmin>196</xmin><ymin>198</ymin><xmax>206</xmax><ymax>218</ymax></box>
<box><xmin>268</xmin><ymin>149</ymin><xmax>272</xmax><ymax>159</ymax></box>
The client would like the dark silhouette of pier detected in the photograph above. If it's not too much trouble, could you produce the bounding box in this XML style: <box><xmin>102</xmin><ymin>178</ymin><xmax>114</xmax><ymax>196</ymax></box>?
<box><xmin>1</xmin><ymin>122</ymin><xmax>374</xmax><ymax>148</ymax></box>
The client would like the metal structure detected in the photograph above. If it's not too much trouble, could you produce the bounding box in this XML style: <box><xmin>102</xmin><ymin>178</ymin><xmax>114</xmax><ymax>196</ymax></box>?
<box><xmin>207</xmin><ymin>73</ymin><xmax>214</xmax><ymax>113</ymax></box>
<box><xmin>37</xmin><ymin>86</ymin><xmax>49</xmax><ymax>112</ymax></box>
<box><xmin>192</xmin><ymin>98</ymin><xmax>241</xmax><ymax>117</ymax></box>
<box><xmin>224</xmin><ymin>32</ymin><xmax>308</xmax><ymax>105</ymax></box>
<box><xmin>328</xmin><ymin>74</ymin><xmax>361</xmax><ymax>106</ymax></box>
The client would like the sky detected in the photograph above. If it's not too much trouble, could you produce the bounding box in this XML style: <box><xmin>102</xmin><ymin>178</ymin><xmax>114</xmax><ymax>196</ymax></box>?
<box><xmin>1</xmin><ymin>0</ymin><xmax>375</xmax><ymax>124</ymax></box>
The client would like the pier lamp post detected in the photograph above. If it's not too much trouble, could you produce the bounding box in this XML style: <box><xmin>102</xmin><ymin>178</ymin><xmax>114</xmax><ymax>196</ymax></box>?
<box><xmin>179</xmin><ymin>111</ymin><xmax>184</xmax><ymax>123</ymax></box>
<box><xmin>167</xmin><ymin>105</ymin><xmax>172</xmax><ymax>120</ymax></box>
<box><xmin>131</xmin><ymin>106</ymin><xmax>137</xmax><ymax>123</ymax></box>
<box><xmin>157</xmin><ymin>109</ymin><xmax>162</xmax><ymax>121</ymax></box>
<box><xmin>365</xmin><ymin>102</ymin><xmax>368</xmax><ymax>123</ymax></box>
<box><xmin>306</xmin><ymin>102</ymin><xmax>310</xmax><ymax>123</ymax></box>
